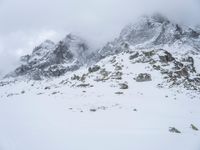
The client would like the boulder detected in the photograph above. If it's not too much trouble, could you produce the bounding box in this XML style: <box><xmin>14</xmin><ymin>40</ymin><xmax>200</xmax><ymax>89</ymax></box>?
<box><xmin>158</xmin><ymin>51</ymin><xmax>174</xmax><ymax>63</ymax></box>
<box><xmin>169</xmin><ymin>127</ymin><xmax>181</xmax><ymax>133</ymax></box>
<box><xmin>88</xmin><ymin>65</ymin><xmax>101</xmax><ymax>73</ymax></box>
<box><xmin>129</xmin><ymin>52</ymin><xmax>139</xmax><ymax>60</ymax></box>
<box><xmin>119</xmin><ymin>83</ymin><xmax>129</xmax><ymax>89</ymax></box>
<box><xmin>135</xmin><ymin>73</ymin><xmax>152</xmax><ymax>82</ymax></box>
<box><xmin>191</xmin><ymin>124</ymin><xmax>199</xmax><ymax>131</ymax></box>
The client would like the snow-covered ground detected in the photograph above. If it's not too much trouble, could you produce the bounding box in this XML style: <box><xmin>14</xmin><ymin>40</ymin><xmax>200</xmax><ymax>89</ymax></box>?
<box><xmin>0</xmin><ymin>50</ymin><xmax>200</xmax><ymax>150</ymax></box>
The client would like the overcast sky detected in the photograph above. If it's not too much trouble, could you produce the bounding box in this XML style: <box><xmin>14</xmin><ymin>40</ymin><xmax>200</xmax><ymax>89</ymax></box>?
<box><xmin>0</xmin><ymin>0</ymin><xmax>200</xmax><ymax>75</ymax></box>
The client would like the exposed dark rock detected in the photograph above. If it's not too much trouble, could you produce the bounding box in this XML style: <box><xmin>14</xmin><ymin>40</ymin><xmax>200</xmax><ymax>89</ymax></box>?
<box><xmin>174</xmin><ymin>67</ymin><xmax>189</xmax><ymax>77</ymax></box>
<box><xmin>115</xmin><ymin>65</ymin><xmax>122</xmax><ymax>71</ymax></box>
<box><xmin>71</xmin><ymin>74</ymin><xmax>81</xmax><ymax>81</ymax></box>
<box><xmin>15</xmin><ymin>65</ymin><xmax>31</xmax><ymax>76</ymax></box>
<box><xmin>182</xmin><ymin>56</ymin><xmax>196</xmax><ymax>72</ymax></box>
<box><xmin>20</xmin><ymin>55</ymin><xmax>30</xmax><ymax>63</ymax></box>
<box><xmin>53</xmin><ymin>41</ymin><xmax>74</xmax><ymax>64</ymax></box>
<box><xmin>115</xmin><ymin>92</ymin><xmax>124</xmax><ymax>95</ymax></box>
<box><xmin>97</xmin><ymin>106</ymin><xmax>107</xmax><ymax>110</ymax></box>
<box><xmin>135</xmin><ymin>73</ymin><xmax>152</xmax><ymax>82</ymax></box>
<box><xmin>37</xmin><ymin>93</ymin><xmax>43</xmax><ymax>95</ymax></box>
<box><xmin>158</xmin><ymin>51</ymin><xmax>175</xmax><ymax>63</ymax></box>
<box><xmin>21</xmin><ymin>91</ymin><xmax>25</xmax><ymax>94</ymax></box>
<box><xmin>111</xmin><ymin>72</ymin><xmax>123</xmax><ymax>80</ymax></box>
<box><xmin>191</xmin><ymin>124</ymin><xmax>199</xmax><ymax>131</ymax></box>
<box><xmin>129</xmin><ymin>52</ymin><xmax>139</xmax><ymax>60</ymax></box>
<box><xmin>100</xmin><ymin>69</ymin><xmax>110</xmax><ymax>77</ymax></box>
<box><xmin>153</xmin><ymin>65</ymin><xmax>161</xmax><ymax>70</ymax></box>
<box><xmin>169</xmin><ymin>127</ymin><xmax>181</xmax><ymax>133</ymax></box>
<box><xmin>0</xmin><ymin>80</ymin><xmax>16</xmax><ymax>87</ymax></box>
<box><xmin>44</xmin><ymin>86</ymin><xmax>51</xmax><ymax>90</ymax></box>
<box><xmin>143</xmin><ymin>51</ymin><xmax>155</xmax><ymax>57</ymax></box>
<box><xmin>88</xmin><ymin>65</ymin><xmax>101</xmax><ymax>73</ymax></box>
<box><xmin>89</xmin><ymin>109</ymin><xmax>97</xmax><ymax>112</ymax></box>
<box><xmin>52</xmin><ymin>91</ymin><xmax>59</xmax><ymax>95</ymax></box>
<box><xmin>7</xmin><ymin>93</ymin><xmax>19</xmax><ymax>97</ymax></box>
<box><xmin>77</xmin><ymin>83</ymin><xmax>91</xmax><ymax>88</ymax></box>
<box><xmin>119</xmin><ymin>83</ymin><xmax>129</xmax><ymax>89</ymax></box>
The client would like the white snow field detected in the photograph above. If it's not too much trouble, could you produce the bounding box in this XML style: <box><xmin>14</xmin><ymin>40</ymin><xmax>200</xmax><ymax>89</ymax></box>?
<box><xmin>0</xmin><ymin>50</ymin><xmax>200</xmax><ymax>150</ymax></box>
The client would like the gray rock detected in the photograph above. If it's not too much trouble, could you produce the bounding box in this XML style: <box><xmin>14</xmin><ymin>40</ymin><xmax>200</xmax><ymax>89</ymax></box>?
<box><xmin>88</xmin><ymin>65</ymin><xmax>101</xmax><ymax>73</ymax></box>
<box><xmin>115</xmin><ymin>92</ymin><xmax>124</xmax><ymax>95</ymax></box>
<box><xmin>119</xmin><ymin>83</ymin><xmax>129</xmax><ymax>89</ymax></box>
<box><xmin>44</xmin><ymin>86</ymin><xmax>51</xmax><ymax>90</ymax></box>
<box><xmin>21</xmin><ymin>91</ymin><xmax>25</xmax><ymax>94</ymax></box>
<box><xmin>135</xmin><ymin>73</ymin><xmax>152</xmax><ymax>82</ymax></box>
<box><xmin>89</xmin><ymin>109</ymin><xmax>97</xmax><ymax>112</ymax></box>
<box><xmin>169</xmin><ymin>127</ymin><xmax>181</xmax><ymax>133</ymax></box>
<box><xmin>129</xmin><ymin>52</ymin><xmax>139</xmax><ymax>60</ymax></box>
<box><xmin>158</xmin><ymin>51</ymin><xmax>174</xmax><ymax>63</ymax></box>
<box><xmin>111</xmin><ymin>72</ymin><xmax>123</xmax><ymax>80</ymax></box>
<box><xmin>77</xmin><ymin>83</ymin><xmax>91</xmax><ymax>88</ymax></box>
<box><xmin>191</xmin><ymin>124</ymin><xmax>199</xmax><ymax>131</ymax></box>
<box><xmin>71</xmin><ymin>74</ymin><xmax>80</xmax><ymax>80</ymax></box>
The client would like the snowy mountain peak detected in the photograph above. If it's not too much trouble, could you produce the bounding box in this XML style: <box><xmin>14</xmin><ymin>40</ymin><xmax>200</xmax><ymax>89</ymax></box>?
<box><xmin>99</xmin><ymin>14</ymin><xmax>200</xmax><ymax>58</ymax></box>
<box><xmin>6</xmin><ymin>34</ymin><xmax>94</xmax><ymax>80</ymax></box>
<box><xmin>119</xmin><ymin>14</ymin><xmax>200</xmax><ymax>46</ymax></box>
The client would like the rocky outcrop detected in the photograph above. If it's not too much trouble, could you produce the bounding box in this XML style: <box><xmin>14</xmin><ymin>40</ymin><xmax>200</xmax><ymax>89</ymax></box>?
<box><xmin>119</xmin><ymin>83</ymin><xmax>129</xmax><ymax>89</ymax></box>
<box><xmin>169</xmin><ymin>127</ymin><xmax>181</xmax><ymax>133</ymax></box>
<box><xmin>128</xmin><ymin>49</ymin><xmax>200</xmax><ymax>90</ymax></box>
<box><xmin>135</xmin><ymin>73</ymin><xmax>152</xmax><ymax>82</ymax></box>
<box><xmin>88</xmin><ymin>65</ymin><xmax>101</xmax><ymax>73</ymax></box>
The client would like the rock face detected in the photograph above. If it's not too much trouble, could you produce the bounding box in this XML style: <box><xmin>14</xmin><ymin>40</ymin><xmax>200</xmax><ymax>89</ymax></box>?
<box><xmin>6</xmin><ymin>34</ymin><xmax>96</xmax><ymax>80</ymax></box>
<box><xmin>158</xmin><ymin>51</ymin><xmax>174</xmax><ymax>63</ymax></box>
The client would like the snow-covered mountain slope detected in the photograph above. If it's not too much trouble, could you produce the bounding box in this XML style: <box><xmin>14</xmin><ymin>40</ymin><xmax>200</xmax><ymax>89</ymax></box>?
<box><xmin>0</xmin><ymin>14</ymin><xmax>200</xmax><ymax>150</ymax></box>
<box><xmin>6</xmin><ymin>34</ymin><xmax>96</xmax><ymax>80</ymax></box>
<box><xmin>0</xmin><ymin>47</ymin><xmax>200</xmax><ymax>150</ymax></box>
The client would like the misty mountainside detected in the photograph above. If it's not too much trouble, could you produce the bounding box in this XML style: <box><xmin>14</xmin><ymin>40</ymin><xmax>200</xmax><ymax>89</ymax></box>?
<box><xmin>3</xmin><ymin>14</ymin><xmax>200</xmax><ymax>92</ymax></box>
<box><xmin>100</xmin><ymin>14</ymin><xmax>200</xmax><ymax>57</ymax></box>
<box><xmin>5</xmin><ymin>34</ymin><xmax>98</xmax><ymax>80</ymax></box>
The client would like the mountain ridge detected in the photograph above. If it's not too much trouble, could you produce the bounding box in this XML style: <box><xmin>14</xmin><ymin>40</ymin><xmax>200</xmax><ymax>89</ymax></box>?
<box><xmin>5</xmin><ymin>34</ymin><xmax>97</xmax><ymax>80</ymax></box>
<box><xmin>4</xmin><ymin>14</ymin><xmax>200</xmax><ymax>82</ymax></box>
